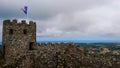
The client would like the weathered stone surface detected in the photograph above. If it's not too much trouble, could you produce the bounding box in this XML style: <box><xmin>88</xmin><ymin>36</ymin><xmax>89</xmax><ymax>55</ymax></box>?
<box><xmin>2</xmin><ymin>19</ymin><xmax>36</xmax><ymax>62</ymax></box>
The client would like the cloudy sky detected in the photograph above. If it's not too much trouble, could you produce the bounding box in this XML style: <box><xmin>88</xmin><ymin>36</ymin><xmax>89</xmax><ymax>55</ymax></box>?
<box><xmin>1</xmin><ymin>0</ymin><xmax>120</xmax><ymax>42</ymax></box>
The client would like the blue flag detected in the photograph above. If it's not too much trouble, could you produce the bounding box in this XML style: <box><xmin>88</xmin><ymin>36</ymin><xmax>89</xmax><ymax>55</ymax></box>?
<box><xmin>21</xmin><ymin>6</ymin><xmax>28</xmax><ymax>15</ymax></box>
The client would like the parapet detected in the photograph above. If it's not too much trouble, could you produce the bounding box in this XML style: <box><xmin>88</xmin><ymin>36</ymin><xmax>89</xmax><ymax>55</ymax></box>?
<box><xmin>3</xmin><ymin>19</ymin><xmax>11</xmax><ymax>25</ymax></box>
<box><xmin>47</xmin><ymin>42</ymin><xmax>52</xmax><ymax>46</ymax></box>
<box><xmin>29</xmin><ymin>21</ymin><xmax>36</xmax><ymax>25</ymax></box>
<box><xmin>41</xmin><ymin>42</ymin><xmax>46</xmax><ymax>46</ymax></box>
<box><xmin>12</xmin><ymin>19</ymin><xmax>17</xmax><ymax>23</ymax></box>
<box><xmin>3</xmin><ymin>19</ymin><xmax>36</xmax><ymax>26</ymax></box>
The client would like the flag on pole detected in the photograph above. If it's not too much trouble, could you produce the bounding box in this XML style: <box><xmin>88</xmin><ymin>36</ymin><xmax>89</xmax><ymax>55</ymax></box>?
<box><xmin>21</xmin><ymin>6</ymin><xmax>28</xmax><ymax>15</ymax></box>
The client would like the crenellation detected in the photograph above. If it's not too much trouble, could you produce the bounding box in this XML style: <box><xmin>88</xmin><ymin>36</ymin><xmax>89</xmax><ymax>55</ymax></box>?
<box><xmin>54</xmin><ymin>42</ymin><xmax>58</xmax><ymax>46</ymax></box>
<box><xmin>41</xmin><ymin>42</ymin><xmax>46</xmax><ymax>46</ymax></box>
<box><xmin>3</xmin><ymin>19</ymin><xmax>37</xmax><ymax>26</ymax></box>
<box><xmin>12</xmin><ymin>19</ymin><xmax>17</xmax><ymax>24</ymax></box>
<box><xmin>29</xmin><ymin>21</ymin><xmax>33</xmax><ymax>24</ymax></box>
<box><xmin>60</xmin><ymin>42</ymin><xmax>65</xmax><ymax>49</ymax></box>
<box><xmin>60</xmin><ymin>42</ymin><xmax>64</xmax><ymax>45</ymax></box>
<box><xmin>47</xmin><ymin>42</ymin><xmax>52</xmax><ymax>46</ymax></box>
<box><xmin>3</xmin><ymin>19</ymin><xmax>11</xmax><ymax>25</ymax></box>
<box><xmin>21</xmin><ymin>20</ymin><xmax>27</xmax><ymax>24</ymax></box>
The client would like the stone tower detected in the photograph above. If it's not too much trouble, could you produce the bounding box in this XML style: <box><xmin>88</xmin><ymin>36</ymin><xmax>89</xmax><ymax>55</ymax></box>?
<box><xmin>2</xmin><ymin>19</ymin><xmax>36</xmax><ymax>61</ymax></box>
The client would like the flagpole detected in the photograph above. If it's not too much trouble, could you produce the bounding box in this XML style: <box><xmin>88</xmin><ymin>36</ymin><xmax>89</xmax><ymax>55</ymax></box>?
<box><xmin>25</xmin><ymin>0</ymin><xmax>28</xmax><ymax>20</ymax></box>
<box><xmin>26</xmin><ymin>6</ymin><xmax>28</xmax><ymax>20</ymax></box>
<box><xmin>26</xmin><ymin>13</ymin><xmax>28</xmax><ymax>20</ymax></box>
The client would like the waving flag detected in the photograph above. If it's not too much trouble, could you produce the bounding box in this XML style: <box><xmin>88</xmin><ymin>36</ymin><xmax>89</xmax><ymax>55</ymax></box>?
<box><xmin>21</xmin><ymin>6</ymin><xmax>28</xmax><ymax>15</ymax></box>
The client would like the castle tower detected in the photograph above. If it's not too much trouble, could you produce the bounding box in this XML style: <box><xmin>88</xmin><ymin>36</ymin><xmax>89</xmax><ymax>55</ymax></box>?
<box><xmin>2</xmin><ymin>19</ymin><xmax>36</xmax><ymax>61</ymax></box>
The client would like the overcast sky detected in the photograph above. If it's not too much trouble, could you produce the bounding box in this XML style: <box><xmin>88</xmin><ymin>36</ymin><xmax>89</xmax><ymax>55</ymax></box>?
<box><xmin>1</xmin><ymin>0</ymin><xmax>120</xmax><ymax>42</ymax></box>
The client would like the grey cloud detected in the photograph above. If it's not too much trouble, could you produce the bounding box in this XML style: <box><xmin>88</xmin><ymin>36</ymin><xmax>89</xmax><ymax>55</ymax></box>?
<box><xmin>0</xmin><ymin>0</ymin><xmax>112</xmax><ymax>19</ymax></box>
<box><xmin>0</xmin><ymin>0</ymin><xmax>120</xmax><ymax>39</ymax></box>
<box><xmin>36</xmin><ymin>1</ymin><xmax>120</xmax><ymax>37</ymax></box>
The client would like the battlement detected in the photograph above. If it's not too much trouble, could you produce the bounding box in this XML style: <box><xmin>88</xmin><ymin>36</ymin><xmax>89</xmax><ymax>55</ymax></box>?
<box><xmin>3</xmin><ymin>19</ymin><xmax>36</xmax><ymax>26</ymax></box>
<box><xmin>31</xmin><ymin>42</ymin><xmax>76</xmax><ymax>50</ymax></box>
<box><xmin>35</xmin><ymin>42</ymin><xmax>74</xmax><ymax>47</ymax></box>
<box><xmin>2</xmin><ymin>19</ymin><xmax>76</xmax><ymax>63</ymax></box>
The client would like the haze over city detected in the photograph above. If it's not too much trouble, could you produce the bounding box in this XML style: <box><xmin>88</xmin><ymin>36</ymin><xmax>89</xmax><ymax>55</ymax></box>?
<box><xmin>1</xmin><ymin>0</ymin><xmax>120</xmax><ymax>42</ymax></box>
